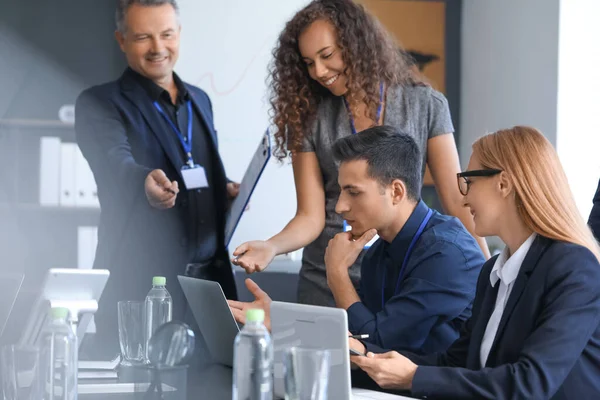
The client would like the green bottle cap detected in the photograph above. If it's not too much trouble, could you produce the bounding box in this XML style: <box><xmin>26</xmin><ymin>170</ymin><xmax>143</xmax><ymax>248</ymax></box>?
<box><xmin>246</xmin><ymin>309</ymin><xmax>265</xmax><ymax>323</ymax></box>
<box><xmin>152</xmin><ymin>276</ymin><xmax>166</xmax><ymax>286</ymax></box>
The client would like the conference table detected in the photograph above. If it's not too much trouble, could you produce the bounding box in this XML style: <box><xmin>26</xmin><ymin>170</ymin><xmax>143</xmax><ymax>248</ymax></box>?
<box><xmin>77</xmin><ymin>260</ymin><xmax>416</xmax><ymax>399</ymax></box>
<box><xmin>79</xmin><ymin>329</ymin><xmax>416</xmax><ymax>400</ymax></box>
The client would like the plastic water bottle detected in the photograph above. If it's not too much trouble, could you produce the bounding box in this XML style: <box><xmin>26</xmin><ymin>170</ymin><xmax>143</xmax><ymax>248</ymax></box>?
<box><xmin>232</xmin><ymin>309</ymin><xmax>273</xmax><ymax>400</ymax></box>
<box><xmin>41</xmin><ymin>307</ymin><xmax>78</xmax><ymax>400</ymax></box>
<box><xmin>145</xmin><ymin>276</ymin><xmax>173</xmax><ymax>361</ymax></box>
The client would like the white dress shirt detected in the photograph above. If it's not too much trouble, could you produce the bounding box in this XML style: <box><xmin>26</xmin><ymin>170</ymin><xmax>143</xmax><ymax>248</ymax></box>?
<box><xmin>479</xmin><ymin>233</ymin><xmax>537</xmax><ymax>367</ymax></box>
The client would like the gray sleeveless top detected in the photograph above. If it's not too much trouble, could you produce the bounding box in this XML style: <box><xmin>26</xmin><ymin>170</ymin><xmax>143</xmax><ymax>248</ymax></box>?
<box><xmin>296</xmin><ymin>84</ymin><xmax>455</xmax><ymax>306</ymax></box>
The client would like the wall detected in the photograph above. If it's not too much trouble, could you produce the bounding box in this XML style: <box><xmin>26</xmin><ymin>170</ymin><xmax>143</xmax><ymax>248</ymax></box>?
<box><xmin>460</xmin><ymin>0</ymin><xmax>560</xmax><ymax>166</ymax></box>
<box><xmin>461</xmin><ymin>0</ymin><xmax>600</xmax><ymax>221</ymax></box>
<box><xmin>556</xmin><ymin>0</ymin><xmax>600</xmax><ymax>219</ymax></box>
<box><xmin>0</xmin><ymin>0</ymin><xmax>124</xmax><ymax>120</ymax></box>
<box><xmin>176</xmin><ymin>0</ymin><xmax>311</xmax><ymax>257</ymax></box>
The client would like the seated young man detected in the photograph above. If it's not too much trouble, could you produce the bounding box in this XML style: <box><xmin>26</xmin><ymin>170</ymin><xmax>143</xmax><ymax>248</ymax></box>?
<box><xmin>229</xmin><ymin>126</ymin><xmax>485</xmax><ymax>355</ymax></box>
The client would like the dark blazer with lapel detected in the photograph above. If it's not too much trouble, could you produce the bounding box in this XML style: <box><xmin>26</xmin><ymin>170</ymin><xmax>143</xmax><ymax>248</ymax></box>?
<box><xmin>75</xmin><ymin>70</ymin><xmax>231</xmax><ymax>345</ymax></box>
<box><xmin>588</xmin><ymin>179</ymin><xmax>600</xmax><ymax>241</ymax></box>
<box><xmin>407</xmin><ymin>236</ymin><xmax>600</xmax><ymax>400</ymax></box>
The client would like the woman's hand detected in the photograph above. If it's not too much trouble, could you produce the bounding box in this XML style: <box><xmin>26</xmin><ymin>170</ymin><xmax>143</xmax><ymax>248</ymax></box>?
<box><xmin>232</xmin><ymin>240</ymin><xmax>278</xmax><ymax>273</ymax></box>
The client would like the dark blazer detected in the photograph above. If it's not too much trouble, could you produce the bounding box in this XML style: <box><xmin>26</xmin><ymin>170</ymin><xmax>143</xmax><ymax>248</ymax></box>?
<box><xmin>75</xmin><ymin>69</ymin><xmax>235</xmax><ymax>350</ymax></box>
<box><xmin>588</xmin><ymin>179</ymin><xmax>600</xmax><ymax>241</ymax></box>
<box><xmin>407</xmin><ymin>236</ymin><xmax>600</xmax><ymax>400</ymax></box>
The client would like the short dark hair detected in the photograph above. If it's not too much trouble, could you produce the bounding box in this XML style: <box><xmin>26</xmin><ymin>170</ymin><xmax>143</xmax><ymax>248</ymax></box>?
<box><xmin>332</xmin><ymin>126</ymin><xmax>422</xmax><ymax>201</ymax></box>
<box><xmin>116</xmin><ymin>0</ymin><xmax>179</xmax><ymax>34</ymax></box>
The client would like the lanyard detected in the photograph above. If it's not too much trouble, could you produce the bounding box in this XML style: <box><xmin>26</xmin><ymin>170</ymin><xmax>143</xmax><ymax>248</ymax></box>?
<box><xmin>381</xmin><ymin>208</ymin><xmax>433</xmax><ymax>309</ymax></box>
<box><xmin>342</xmin><ymin>82</ymin><xmax>384</xmax><ymax>135</ymax></box>
<box><xmin>153</xmin><ymin>100</ymin><xmax>194</xmax><ymax>167</ymax></box>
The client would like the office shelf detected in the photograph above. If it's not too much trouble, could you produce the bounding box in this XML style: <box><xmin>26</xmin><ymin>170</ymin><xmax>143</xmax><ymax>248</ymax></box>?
<box><xmin>0</xmin><ymin>119</ymin><xmax>74</xmax><ymax>129</ymax></box>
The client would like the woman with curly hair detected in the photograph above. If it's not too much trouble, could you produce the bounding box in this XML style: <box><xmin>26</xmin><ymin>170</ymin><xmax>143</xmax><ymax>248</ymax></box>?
<box><xmin>233</xmin><ymin>0</ymin><xmax>488</xmax><ymax>306</ymax></box>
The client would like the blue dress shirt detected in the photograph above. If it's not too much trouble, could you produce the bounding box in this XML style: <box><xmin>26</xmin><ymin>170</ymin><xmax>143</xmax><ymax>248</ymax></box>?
<box><xmin>347</xmin><ymin>200</ymin><xmax>485</xmax><ymax>354</ymax></box>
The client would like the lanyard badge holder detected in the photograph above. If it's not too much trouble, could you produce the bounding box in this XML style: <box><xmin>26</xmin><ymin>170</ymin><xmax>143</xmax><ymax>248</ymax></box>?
<box><xmin>342</xmin><ymin>83</ymin><xmax>385</xmax><ymax>248</ymax></box>
<box><xmin>154</xmin><ymin>101</ymin><xmax>208</xmax><ymax>190</ymax></box>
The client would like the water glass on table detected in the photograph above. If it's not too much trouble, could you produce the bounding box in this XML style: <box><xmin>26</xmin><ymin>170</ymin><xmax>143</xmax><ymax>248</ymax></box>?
<box><xmin>1</xmin><ymin>345</ymin><xmax>42</xmax><ymax>400</ymax></box>
<box><xmin>118</xmin><ymin>300</ymin><xmax>147</xmax><ymax>366</ymax></box>
<box><xmin>283</xmin><ymin>347</ymin><xmax>330</xmax><ymax>400</ymax></box>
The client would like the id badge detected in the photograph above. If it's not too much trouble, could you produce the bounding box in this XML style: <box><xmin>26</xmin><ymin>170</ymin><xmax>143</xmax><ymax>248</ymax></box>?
<box><xmin>343</xmin><ymin>220</ymin><xmax>379</xmax><ymax>249</ymax></box>
<box><xmin>181</xmin><ymin>164</ymin><xmax>209</xmax><ymax>190</ymax></box>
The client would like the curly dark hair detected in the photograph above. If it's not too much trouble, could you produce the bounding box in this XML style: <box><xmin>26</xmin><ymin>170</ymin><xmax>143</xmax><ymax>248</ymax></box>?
<box><xmin>269</xmin><ymin>0</ymin><xmax>422</xmax><ymax>160</ymax></box>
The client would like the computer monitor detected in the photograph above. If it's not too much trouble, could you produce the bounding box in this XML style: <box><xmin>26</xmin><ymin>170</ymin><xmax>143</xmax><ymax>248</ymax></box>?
<box><xmin>18</xmin><ymin>268</ymin><xmax>109</xmax><ymax>348</ymax></box>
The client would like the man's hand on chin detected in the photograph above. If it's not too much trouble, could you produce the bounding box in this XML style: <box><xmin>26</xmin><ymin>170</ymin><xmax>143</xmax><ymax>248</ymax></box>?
<box><xmin>325</xmin><ymin>229</ymin><xmax>378</xmax><ymax>279</ymax></box>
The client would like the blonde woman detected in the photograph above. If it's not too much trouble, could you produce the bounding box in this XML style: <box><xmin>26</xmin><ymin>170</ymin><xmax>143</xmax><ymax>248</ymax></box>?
<box><xmin>352</xmin><ymin>126</ymin><xmax>600</xmax><ymax>400</ymax></box>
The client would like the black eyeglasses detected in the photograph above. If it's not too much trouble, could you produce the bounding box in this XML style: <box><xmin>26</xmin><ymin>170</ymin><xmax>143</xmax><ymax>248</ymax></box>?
<box><xmin>456</xmin><ymin>169</ymin><xmax>502</xmax><ymax>196</ymax></box>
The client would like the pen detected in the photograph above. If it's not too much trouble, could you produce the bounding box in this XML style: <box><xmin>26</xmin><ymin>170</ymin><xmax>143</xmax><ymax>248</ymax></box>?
<box><xmin>349</xmin><ymin>334</ymin><xmax>369</xmax><ymax>340</ymax></box>
<box><xmin>161</xmin><ymin>184</ymin><xmax>176</xmax><ymax>195</ymax></box>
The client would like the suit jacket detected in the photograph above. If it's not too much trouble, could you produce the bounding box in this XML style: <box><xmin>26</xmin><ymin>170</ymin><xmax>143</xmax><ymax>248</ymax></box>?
<box><xmin>407</xmin><ymin>236</ymin><xmax>600</xmax><ymax>400</ymax></box>
<box><xmin>588</xmin><ymin>179</ymin><xmax>600</xmax><ymax>241</ymax></box>
<box><xmin>75</xmin><ymin>69</ymin><xmax>232</xmax><ymax>346</ymax></box>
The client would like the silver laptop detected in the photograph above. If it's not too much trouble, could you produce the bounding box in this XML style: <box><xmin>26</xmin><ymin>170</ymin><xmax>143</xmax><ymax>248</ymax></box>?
<box><xmin>177</xmin><ymin>276</ymin><xmax>240</xmax><ymax>366</ymax></box>
<box><xmin>271</xmin><ymin>301</ymin><xmax>352</xmax><ymax>399</ymax></box>
<box><xmin>271</xmin><ymin>302</ymin><xmax>411</xmax><ymax>400</ymax></box>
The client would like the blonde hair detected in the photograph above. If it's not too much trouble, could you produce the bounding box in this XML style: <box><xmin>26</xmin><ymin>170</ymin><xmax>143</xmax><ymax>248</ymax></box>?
<box><xmin>473</xmin><ymin>126</ymin><xmax>600</xmax><ymax>261</ymax></box>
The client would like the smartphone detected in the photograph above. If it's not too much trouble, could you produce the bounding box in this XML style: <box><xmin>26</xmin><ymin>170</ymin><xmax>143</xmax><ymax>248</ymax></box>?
<box><xmin>349</xmin><ymin>347</ymin><xmax>366</xmax><ymax>357</ymax></box>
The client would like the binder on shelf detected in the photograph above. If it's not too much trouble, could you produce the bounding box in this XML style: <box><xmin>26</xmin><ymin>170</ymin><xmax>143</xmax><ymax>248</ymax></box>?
<box><xmin>59</xmin><ymin>143</ymin><xmax>77</xmax><ymax>207</ymax></box>
<box><xmin>39</xmin><ymin>137</ymin><xmax>61</xmax><ymax>206</ymax></box>
<box><xmin>75</xmin><ymin>146</ymin><xmax>99</xmax><ymax>208</ymax></box>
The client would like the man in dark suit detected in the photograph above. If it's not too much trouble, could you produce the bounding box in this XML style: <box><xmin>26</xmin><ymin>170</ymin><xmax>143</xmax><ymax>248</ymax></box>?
<box><xmin>75</xmin><ymin>0</ymin><xmax>238</xmax><ymax>353</ymax></box>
